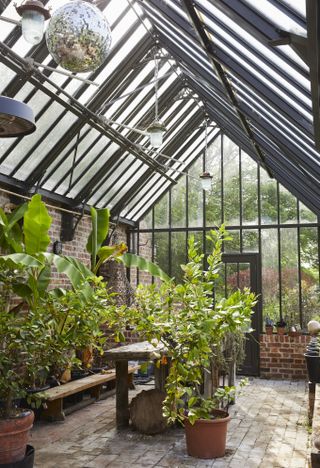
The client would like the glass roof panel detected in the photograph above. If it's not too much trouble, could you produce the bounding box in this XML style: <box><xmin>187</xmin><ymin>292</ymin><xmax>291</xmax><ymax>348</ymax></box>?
<box><xmin>15</xmin><ymin>110</ymin><xmax>78</xmax><ymax>180</ymax></box>
<box><xmin>65</xmin><ymin>141</ymin><xmax>121</xmax><ymax>198</ymax></box>
<box><xmin>242</xmin><ymin>0</ymin><xmax>306</xmax><ymax>34</ymax></box>
<box><xmin>200</xmin><ymin>2</ymin><xmax>309</xmax><ymax>90</ymax></box>
<box><xmin>280</xmin><ymin>0</ymin><xmax>306</xmax><ymax>17</ymax></box>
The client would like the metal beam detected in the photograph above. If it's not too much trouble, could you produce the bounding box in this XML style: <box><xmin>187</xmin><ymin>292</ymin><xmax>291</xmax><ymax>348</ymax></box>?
<box><xmin>305</xmin><ymin>0</ymin><xmax>320</xmax><ymax>152</ymax></box>
<box><xmin>0</xmin><ymin>41</ymin><xmax>176</xmax><ymax>186</ymax></box>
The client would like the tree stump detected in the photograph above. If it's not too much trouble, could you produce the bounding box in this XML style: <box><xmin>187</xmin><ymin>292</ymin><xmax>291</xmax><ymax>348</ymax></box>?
<box><xmin>129</xmin><ymin>389</ymin><xmax>167</xmax><ymax>434</ymax></box>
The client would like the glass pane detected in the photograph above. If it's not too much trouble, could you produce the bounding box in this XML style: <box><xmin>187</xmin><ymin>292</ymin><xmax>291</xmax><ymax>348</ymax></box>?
<box><xmin>188</xmin><ymin>231</ymin><xmax>204</xmax><ymax>251</ymax></box>
<box><xmin>206</xmin><ymin>134</ymin><xmax>222</xmax><ymax>226</ymax></box>
<box><xmin>280</xmin><ymin>228</ymin><xmax>299</xmax><ymax>326</ymax></box>
<box><xmin>225</xmin><ymin>230</ymin><xmax>240</xmax><ymax>252</ymax></box>
<box><xmin>140</xmin><ymin>210</ymin><xmax>152</xmax><ymax>229</ymax></box>
<box><xmin>261</xmin><ymin>228</ymin><xmax>280</xmax><ymax>324</ymax></box>
<box><xmin>299</xmin><ymin>202</ymin><xmax>317</xmax><ymax>223</ymax></box>
<box><xmin>154</xmin><ymin>232</ymin><xmax>169</xmax><ymax>275</ymax></box>
<box><xmin>188</xmin><ymin>158</ymin><xmax>203</xmax><ymax>228</ymax></box>
<box><xmin>300</xmin><ymin>227</ymin><xmax>320</xmax><ymax>327</ymax></box>
<box><xmin>241</xmin><ymin>151</ymin><xmax>258</xmax><ymax>225</ymax></box>
<box><xmin>171</xmin><ymin>232</ymin><xmax>187</xmax><ymax>282</ymax></box>
<box><xmin>223</xmin><ymin>136</ymin><xmax>240</xmax><ymax>225</ymax></box>
<box><xmin>226</xmin><ymin>263</ymin><xmax>239</xmax><ymax>295</ymax></box>
<box><xmin>171</xmin><ymin>176</ymin><xmax>186</xmax><ymax>228</ymax></box>
<box><xmin>154</xmin><ymin>192</ymin><xmax>169</xmax><ymax>229</ymax></box>
<box><xmin>279</xmin><ymin>186</ymin><xmax>297</xmax><ymax>224</ymax></box>
<box><xmin>242</xmin><ymin>230</ymin><xmax>259</xmax><ymax>252</ymax></box>
<box><xmin>260</xmin><ymin>168</ymin><xmax>278</xmax><ymax>224</ymax></box>
<box><xmin>238</xmin><ymin>263</ymin><xmax>251</xmax><ymax>290</ymax></box>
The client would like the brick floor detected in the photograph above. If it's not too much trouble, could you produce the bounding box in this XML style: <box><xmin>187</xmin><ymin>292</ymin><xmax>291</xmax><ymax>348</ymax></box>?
<box><xmin>30</xmin><ymin>378</ymin><xmax>310</xmax><ymax>467</ymax></box>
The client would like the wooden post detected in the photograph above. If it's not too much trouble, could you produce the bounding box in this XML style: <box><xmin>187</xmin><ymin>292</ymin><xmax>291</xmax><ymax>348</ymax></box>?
<box><xmin>41</xmin><ymin>399</ymin><xmax>65</xmax><ymax>422</ymax></box>
<box><xmin>310</xmin><ymin>382</ymin><xmax>316</xmax><ymax>425</ymax></box>
<box><xmin>115</xmin><ymin>360</ymin><xmax>129</xmax><ymax>428</ymax></box>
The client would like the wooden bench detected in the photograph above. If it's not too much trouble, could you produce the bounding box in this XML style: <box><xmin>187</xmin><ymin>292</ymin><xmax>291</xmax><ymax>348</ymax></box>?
<box><xmin>39</xmin><ymin>365</ymin><xmax>140</xmax><ymax>422</ymax></box>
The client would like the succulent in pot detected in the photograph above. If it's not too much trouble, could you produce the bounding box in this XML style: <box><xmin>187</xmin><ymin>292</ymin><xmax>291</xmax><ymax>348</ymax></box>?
<box><xmin>265</xmin><ymin>316</ymin><xmax>274</xmax><ymax>335</ymax></box>
<box><xmin>276</xmin><ymin>318</ymin><xmax>287</xmax><ymax>335</ymax></box>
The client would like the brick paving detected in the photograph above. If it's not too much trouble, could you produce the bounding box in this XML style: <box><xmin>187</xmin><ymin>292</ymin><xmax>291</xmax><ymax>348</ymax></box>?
<box><xmin>31</xmin><ymin>378</ymin><xmax>309</xmax><ymax>468</ymax></box>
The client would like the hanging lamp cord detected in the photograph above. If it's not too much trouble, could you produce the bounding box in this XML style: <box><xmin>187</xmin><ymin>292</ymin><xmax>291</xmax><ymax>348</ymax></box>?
<box><xmin>154</xmin><ymin>51</ymin><xmax>159</xmax><ymax>121</ymax></box>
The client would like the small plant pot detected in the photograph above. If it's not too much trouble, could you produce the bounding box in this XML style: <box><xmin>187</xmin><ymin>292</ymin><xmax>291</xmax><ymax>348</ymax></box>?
<box><xmin>265</xmin><ymin>326</ymin><xmax>274</xmax><ymax>335</ymax></box>
<box><xmin>184</xmin><ymin>409</ymin><xmax>230</xmax><ymax>459</ymax></box>
<box><xmin>277</xmin><ymin>327</ymin><xmax>286</xmax><ymax>335</ymax></box>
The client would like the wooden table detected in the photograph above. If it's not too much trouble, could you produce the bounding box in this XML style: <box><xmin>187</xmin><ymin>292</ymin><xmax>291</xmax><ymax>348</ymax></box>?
<box><xmin>104</xmin><ymin>341</ymin><xmax>166</xmax><ymax>428</ymax></box>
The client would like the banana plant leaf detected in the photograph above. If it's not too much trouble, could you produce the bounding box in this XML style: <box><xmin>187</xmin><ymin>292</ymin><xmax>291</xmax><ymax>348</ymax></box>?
<box><xmin>23</xmin><ymin>194</ymin><xmax>52</xmax><ymax>255</ymax></box>
<box><xmin>86</xmin><ymin>207</ymin><xmax>110</xmax><ymax>271</ymax></box>
<box><xmin>0</xmin><ymin>253</ymin><xmax>43</xmax><ymax>268</ymax></box>
<box><xmin>120</xmin><ymin>253</ymin><xmax>171</xmax><ymax>282</ymax></box>
<box><xmin>0</xmin><ymin>205</ymin><xmax>26</xmax><ymax>253</ymax></box>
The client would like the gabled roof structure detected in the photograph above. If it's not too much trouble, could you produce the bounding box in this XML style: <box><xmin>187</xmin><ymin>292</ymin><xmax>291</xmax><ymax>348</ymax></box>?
<box><xmin>0</xmin><ymin>0</ymin><xmax>319</xmax><ymax>223</ymax></box>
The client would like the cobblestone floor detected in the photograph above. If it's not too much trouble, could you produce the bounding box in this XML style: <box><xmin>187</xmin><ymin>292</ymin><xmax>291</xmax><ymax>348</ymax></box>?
<box><xmin>31</xmin><ymin>378</ymin><xmax>309</xmax><ymax>468</ymax></box>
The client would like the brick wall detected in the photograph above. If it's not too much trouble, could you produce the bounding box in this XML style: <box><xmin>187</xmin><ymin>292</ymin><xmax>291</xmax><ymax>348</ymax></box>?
<box><xmin>260</xmin><ymin>334</ymin><xmax>310</xmax><ymax>380</ymax></box>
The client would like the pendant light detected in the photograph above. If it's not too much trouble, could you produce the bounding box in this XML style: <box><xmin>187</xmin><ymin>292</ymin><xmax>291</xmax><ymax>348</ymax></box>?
<box><xmin>15</xmin><ymin>0</ymin><xmax>50</xmax><ymax>45</ymax></box>
<box><xmin>45</xmin><ymin>1</ymin><xmax>112</xmax><ymax>73</ymax></box>
<box><xmin>147</xmin><ymin>52</ymin><xmax>166</xmax><ymax>148</ymax></box>
<box><xmin>0</xmin><ymin>96</ymin><xmax>36</xmax><ymax>137</ymax></box>
<box><xmin>200</xmin><ymin>118</ymin><xmax>212</xmax><ymax>191</ymax></box>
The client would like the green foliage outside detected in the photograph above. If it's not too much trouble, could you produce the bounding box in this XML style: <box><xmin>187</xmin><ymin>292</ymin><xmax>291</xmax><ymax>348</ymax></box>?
<box><xmin>142</xmin><ymin>135</ymin><xmax>319</xmax><ymax>327</ymax></box>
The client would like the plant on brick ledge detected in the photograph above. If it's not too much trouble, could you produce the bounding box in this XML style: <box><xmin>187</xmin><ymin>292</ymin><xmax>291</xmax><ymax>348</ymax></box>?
<box><xmin>128</xmin><ymin>226</ymin><xmax>257</xmax><ymax>458</ymax></box>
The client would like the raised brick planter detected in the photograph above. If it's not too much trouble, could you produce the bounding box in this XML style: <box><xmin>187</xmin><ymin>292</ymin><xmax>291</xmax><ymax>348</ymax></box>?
<box><xmin>260</xmin><ymin>334</ymin><xmax>310</xmax><ymax>380</ymax></box>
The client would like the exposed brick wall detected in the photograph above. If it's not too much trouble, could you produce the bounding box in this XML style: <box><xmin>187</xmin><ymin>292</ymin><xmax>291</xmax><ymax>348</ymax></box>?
<box><xmin>260</xmin><ymin>334</ymin><xmax>310</xmax><ymax>380</ymax></box>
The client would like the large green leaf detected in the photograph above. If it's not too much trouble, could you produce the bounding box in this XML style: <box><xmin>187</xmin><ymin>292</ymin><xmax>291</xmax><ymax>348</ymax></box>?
<box><xmin>44</xmin><ymin>253</ymin><xmax>92</xmax><ymax>292</ymax></box>
<box><xmin>0</xmin><ymin>253</ymin><xmax>43</xmax><ymax>268</ymax></box>
<box><xmin>120</xmin><ymin>253</ymin><xmax>171</xmax><ymax>282</ymax></box>
<box><xmin>37</xmin><ymin>264</ymin><xmax>52</xmax><ymax>294</ymax></box>
<box><xmin>23</xmin><ymin>194</ymin><xmax>52</xmax><ymax>255</ymax></box>
<box><xmin>86</xmin><ymin>207</ymin><xmax>110</xmax><ymax>270</ymax></box>
<box><xmin>62</xmin><ymin>255</ymin><xmax>94</xmax><ymax>280</ymax></box>
<box><xmin>7</xmin><ymin>203</ymin><xmax>28</xmax><ymax>230</ymax></box>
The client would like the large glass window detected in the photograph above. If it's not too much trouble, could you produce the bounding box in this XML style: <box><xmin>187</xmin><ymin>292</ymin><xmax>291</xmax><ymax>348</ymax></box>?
<box><xmin>138</xmin><ymin>133</ymin><xmax>319</xmax><ymax>328</ymax></box>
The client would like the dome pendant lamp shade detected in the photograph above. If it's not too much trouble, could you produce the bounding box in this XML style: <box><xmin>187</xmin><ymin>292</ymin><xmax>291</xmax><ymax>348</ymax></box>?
<box><xmin>0</xmin><ymin>96</ymin><xmax>36</xmax><ymax>137</ymax></box>
<box><xmin>15</xmin><ymin>0</ymin><xmax>51</xmax><ymax>45</ymax></box>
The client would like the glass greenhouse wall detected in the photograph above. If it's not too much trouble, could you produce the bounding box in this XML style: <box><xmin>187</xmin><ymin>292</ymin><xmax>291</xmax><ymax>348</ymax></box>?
<box><xmin>134</xmin><ymin>134</ymin><xmax>320</xmax><ymax>330</ymax></box>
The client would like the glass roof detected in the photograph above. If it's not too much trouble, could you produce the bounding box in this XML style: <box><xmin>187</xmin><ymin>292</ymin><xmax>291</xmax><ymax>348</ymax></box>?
<box><xmin>0</xmin><ymin>0</ymin><xmax>319</xmax><ymax>222</ymax></box>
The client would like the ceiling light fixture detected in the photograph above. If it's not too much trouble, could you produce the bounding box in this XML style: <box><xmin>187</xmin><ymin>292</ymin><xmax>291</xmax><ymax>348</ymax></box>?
<box><xmin>15</xmin><ymin>0</ymin><xmax>51</xmax><ymax>45</ymax></box>
<box><xmin>147</xmin><ymin>51</ymin><xmax>166</xmax><ymax>148</ymax></box>
<box><xmin>0</xmin><ymin>96</ymin><xmax>36</xmax><ymax>137</ymax></box>
<box><xmin>45</xmin><ymin>0</ymin><xmax>112</xmax><ymax>73</ymax></box>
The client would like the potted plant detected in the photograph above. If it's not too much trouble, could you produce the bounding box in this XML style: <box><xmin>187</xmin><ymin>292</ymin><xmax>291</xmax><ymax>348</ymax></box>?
<box><xmin>128</xmin><ymin>227</ymin><xmax>257</xmax><ymax>458</ymax></box>
<box><xmin>0</xmin><ymin>263</ymin><xmax>49</xmax><ymax>466</ymax></box>
<box><xmin>276</xmin><ymin>318</ymin><xmax>287</xmax><ymax>335</ymax></box>
<box><xmin>265</xmin><ymin>316</ymin><xmax>274</xmax><ymax>335</ymax></box>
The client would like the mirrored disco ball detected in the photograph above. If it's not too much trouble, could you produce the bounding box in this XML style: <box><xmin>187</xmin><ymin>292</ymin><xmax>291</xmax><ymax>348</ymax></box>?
<box><xmin>46</xmin><ymin>1</ymin><xmax>112</xmax><ymax>73</ymax></box>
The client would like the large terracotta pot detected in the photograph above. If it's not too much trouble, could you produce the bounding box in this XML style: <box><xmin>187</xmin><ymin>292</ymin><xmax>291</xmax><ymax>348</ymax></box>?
<box><xmin>0</xmin><ymin>410</ymin><xmax>34</xmax><ymax>464</ymax></box>
<box><xmin>184</xmin><ymin>409</ymin><xmax>230</xmax><ymax>459</ymax></box>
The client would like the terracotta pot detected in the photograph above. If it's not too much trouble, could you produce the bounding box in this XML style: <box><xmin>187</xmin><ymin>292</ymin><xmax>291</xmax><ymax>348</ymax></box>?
<box><xmin>0</xmin><ymin>410</ymin><xmax>34</xmax><ymax>464</ymax></box>
<box><xmin>265</xmin><ymin>326</ymin><xmax>273</xmax><ymax>335</ymax></box>
<box><xmin>184</xmin><ymin>409</ymin><xmax>230</xmax><ymax>459</ymax></box>
<box><xmin>277</xmin><ymin>327</ymin><xmax>286</xmax><ymax>335</ymax></box>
